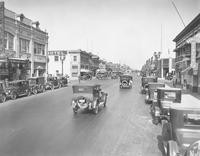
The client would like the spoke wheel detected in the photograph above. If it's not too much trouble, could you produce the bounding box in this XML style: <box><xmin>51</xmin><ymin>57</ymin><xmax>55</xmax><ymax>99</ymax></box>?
<box><xmin>0</xmin><ymin>94</ymin><xmax>6</xmax><ymax>103</ymax></box>
<box><xmin>11</xmin><ymin>92</ymin><xmax>17</xmax><ymax>100</ymax></box>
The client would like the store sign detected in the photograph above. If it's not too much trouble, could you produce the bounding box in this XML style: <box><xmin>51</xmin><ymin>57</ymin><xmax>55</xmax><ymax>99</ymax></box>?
<box><xmin>34</xmin><ymin>55</ymin><xmax>46</xmax><ymax>63</ymax></box>
<box><xmin>0</xmin><ymin>2</ymin><xmax>5</xmax><ymax>55</ymax></box>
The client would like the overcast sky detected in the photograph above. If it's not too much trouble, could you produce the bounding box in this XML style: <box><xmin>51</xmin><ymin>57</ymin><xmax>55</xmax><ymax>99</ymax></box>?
<box><xmin>4</xmin><ymin>0</ymin><xmax>200</xmax><ymax>69</ymax></box>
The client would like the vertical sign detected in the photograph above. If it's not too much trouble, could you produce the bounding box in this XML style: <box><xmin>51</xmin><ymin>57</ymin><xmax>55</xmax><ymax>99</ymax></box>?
<box><xmin>0</xmin><ymin>2</ymin><xmax>5</xmax><ymax>57</ymax></box>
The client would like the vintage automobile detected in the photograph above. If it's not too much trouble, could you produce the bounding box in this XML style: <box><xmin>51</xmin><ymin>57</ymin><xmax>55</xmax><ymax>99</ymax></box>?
<box><xmin>161</xmin><ymin>95</ymin><xmax>200</xmax><ymax>156</ymax></box>
<box><xmin>96</xmin><ymin>70</ymin><xmax>108</xmax><ymax>80</ymax></box>
<box><xmin>80</xmin><ymin>71</ymin><xmax>92</xmax><ymax>80</ymax></box>
<box><xmin>119</xmin><ymin>74</ymin><xmax>133</xmax><ymax>89</ymax></box>
<box><xmin>151</xmin><ymin>87</ymin><xmax>181</xmax><ymax>125</ymax></box>
<box><xmin>145</xmin><ymin>82</ymin><xmax>165</xmax><ymax>104</ymax></box>
<box><xmin>141</xmin><ymin>76</ymin><xmax>158</xmax><ymax>94</ymax></box>
<box><xmin>111</xmin><ymin>72</ymin><xmax>118</xmax><ymax>79</ymax></box>
<box><xmin>45</xmin><ymin>77</ymin><xmax>60</xmax><ymax>90</ymax></box>
<box><xmin>28</xmin><ymin>77</ymin><xmax>46</xmax><ymax>94</ymax></box>
<box><xmin>0</xmin><ymin>81</ymin><xmax>7</xmax><ymax>103</ymax></box>
<box><xmin>6</xmin><ymin>80</ymin><xmax>31</xmax><ymax>100</ymax></box>
<box><xmin>71</xmin><ymin>84</ymin><xmax>108</xmax><ymax>114</ymax></box>
<box><xmin>58</xmin><ymin>76</ymin><xmax>68</xmax><ymax>87</ymax></box>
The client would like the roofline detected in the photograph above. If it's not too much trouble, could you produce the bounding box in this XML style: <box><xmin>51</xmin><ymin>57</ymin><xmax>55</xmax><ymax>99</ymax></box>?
<box><xmin>173</xmin><ymin>13</ymin><xmax>200</xmax><ymax>42</ymax></box>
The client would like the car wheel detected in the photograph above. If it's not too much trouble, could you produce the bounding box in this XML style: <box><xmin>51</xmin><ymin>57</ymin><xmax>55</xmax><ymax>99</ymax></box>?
<box><xmin>0</xmin><ymin>94</ymin><xmax>6</xmax><ymax>103</ymax></box>
<box><xmin>103</xmin><ymin>96</ymin><xmax>107</xmax><ymax>107</ymax></box>
<box><xmin>11</xmin><ymin>92</ymin><xmax>17</xmax><ymax>100</ymax></box>
<box><xmin>162</xmin><ymin>122</ymin><xmax>171</xmax><ymax>141</ymax></box>
<box><xmin>73</xmin><ymin>108</ymin><xmax>78</xmax><ymax>114</ymax></box>
<box><xmin>27</xmin><ymin>90</ymin><xmax>31</xmax><ymax>96</ymax></box>
<box><xmin>33</xmin><ymin>89</ymin><xmax>38</xmax><ymax>95</ymax></box>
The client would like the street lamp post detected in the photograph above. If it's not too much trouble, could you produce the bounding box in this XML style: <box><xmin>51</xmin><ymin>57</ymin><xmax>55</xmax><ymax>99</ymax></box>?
<box><xmin>60</xmin><ymin>53</ymin><xmax>66</xmax><ymax>76</ymax></box>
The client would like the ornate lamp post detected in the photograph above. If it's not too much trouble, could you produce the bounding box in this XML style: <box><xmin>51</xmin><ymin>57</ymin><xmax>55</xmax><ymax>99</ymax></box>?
<box><xmin>60</xmin><ymin>53</ymin><xmax>66</xmax><ymax>76</ymax></box>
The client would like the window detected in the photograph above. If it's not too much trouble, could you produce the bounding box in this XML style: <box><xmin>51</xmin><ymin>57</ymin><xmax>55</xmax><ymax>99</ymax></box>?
<box><xmin>72</xmin><ymin>65</ymin><xmax>78</xmax><ymax>69</ymax></box>
<box><xmin>4</xmin><ymin>32</ymin><xmax>14</xmax><ymax>50</ymax></box>
<box><xmin>54</xmin><ymin>56</ymin><xmax>59</xmax><ymax>61</ymax></box>
<box><xmin>19</xmin><ymin>38</ymin><xmax>30</xmax><ymax>53</ymax></box>
<box><xmin>34</xmin><ymin>42</ymin><xmax>45</xmax><ymax>55</ymax></box>
<box><xmin>73</xmin><ymin>56</ymin><xmax>77</xmax><ymax>62</ymax></box>
<box><xmin>184</xmin><ymin>113</ymin><xmax>200</xmax><ymax>126</ymax></box>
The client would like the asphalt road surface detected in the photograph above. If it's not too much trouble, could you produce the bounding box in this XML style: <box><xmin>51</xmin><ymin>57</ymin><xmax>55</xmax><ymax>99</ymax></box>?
<box><xmin>0</xmin><ymin>75</ymin><xmax>162</xmax><ymax>156</ymax></box>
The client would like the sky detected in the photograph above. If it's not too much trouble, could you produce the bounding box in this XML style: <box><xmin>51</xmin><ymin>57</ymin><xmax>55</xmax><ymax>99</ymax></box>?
<box><xmin>4</xmin><ymin>0</ymin><xmax>200</xmax><ymax>69</ymax></box>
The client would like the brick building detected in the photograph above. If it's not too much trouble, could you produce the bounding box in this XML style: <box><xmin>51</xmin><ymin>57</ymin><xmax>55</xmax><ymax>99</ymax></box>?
<box><xmin>173</xmin><ymin>13</ymin><xmax>200</xmax><ymax>92</ymax></box>
<box><xmin>0</xmin><ymin>2</ymin><xmax>48</xmax><ymax>81</ymax></box>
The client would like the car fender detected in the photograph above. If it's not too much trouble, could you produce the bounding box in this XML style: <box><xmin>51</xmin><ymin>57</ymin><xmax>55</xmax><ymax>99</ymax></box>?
<box><xmin>167</xmin><ymin>140</ymin><xmax>179</xmax><ymax>156</ymax></box>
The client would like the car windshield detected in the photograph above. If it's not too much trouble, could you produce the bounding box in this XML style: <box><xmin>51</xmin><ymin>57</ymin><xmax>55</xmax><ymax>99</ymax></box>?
<box><xmin>163</xmin><ymin>92</ymin><xmax>176</xmax><ymax>101</ymax></box>
<box><xmin>184</xmin><ymin>112</ymin><xmax>200</xmax><ymax>126</ymax></box>
<box><xmin>73</xmin><ymin>86</ymin><xmax>94</xmax><ymax>94</ymax></box>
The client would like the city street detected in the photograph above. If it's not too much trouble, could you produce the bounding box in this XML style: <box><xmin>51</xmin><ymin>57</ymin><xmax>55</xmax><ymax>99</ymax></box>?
<box><xmin>0</xmin><ymin>75</ymin><xmax>162</xmax><ymax>156</ymax></box>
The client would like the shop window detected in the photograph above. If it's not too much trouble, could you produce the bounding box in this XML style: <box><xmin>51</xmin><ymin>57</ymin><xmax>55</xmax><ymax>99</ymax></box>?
<box><xmin>54</xmin><ymin>56</ymin><xmax>59</xmax><ymax>61</ymax></box>
<box><xmin>4</xmin><ymin>32</ymin><xmax>14</xmax><ymax>50</ymax></box>
<box><xmin>19</xmin><ymin>38</ymin><xmax>30</xmax><ymax>53</ymax></box>
<box><xmin>72</xmin><ymin>72</ymin><xmax>78</xmax><ymax>77</ymax></box>
<box><xmin>34</xmin><ymin>42</ymin><xmax>45</xmax><ymax>55</ymax></box>
<box><xmin>73</xmin><ymin>56</ymin><xmax>77</xmax><ymax>62</ymax></box>
<box><xmin>72</xmin><ymin>65</ymin><xmax>78</xmax><ymax>69</ymax></box>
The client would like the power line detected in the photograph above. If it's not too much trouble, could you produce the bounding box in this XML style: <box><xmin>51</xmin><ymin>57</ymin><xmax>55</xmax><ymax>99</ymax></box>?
<box><xmin>169</xmin><ymin>0</ymin><xmax>186</xmax><ymax>27</ymax></box>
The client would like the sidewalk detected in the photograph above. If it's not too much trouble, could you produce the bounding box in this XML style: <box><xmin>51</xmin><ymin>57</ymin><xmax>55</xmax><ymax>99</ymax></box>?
<box><xmin>158</xmin><ymin>79</ymin><xmax>200</xmax><ymax>100</ymax></box>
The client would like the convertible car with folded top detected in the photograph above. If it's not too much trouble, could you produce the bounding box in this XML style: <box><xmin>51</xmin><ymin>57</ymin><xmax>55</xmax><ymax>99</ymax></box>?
<box><xmin>119</xmin><ymin>74</ymin><xmax>133</xmax><ymax>89</ymax></box>
<box><xmin>71</xmin><ymin>84</ymin><xmax>108</xmax><ymax>114</ymax></box>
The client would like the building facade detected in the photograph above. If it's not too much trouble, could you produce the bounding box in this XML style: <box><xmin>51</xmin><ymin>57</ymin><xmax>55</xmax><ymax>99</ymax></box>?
<box><xmin>48</xmin><ymin>50</ymin><xmax>70</xmax><ymax>77</ymax></box>
<box><xmin>157</xmin><ymin>58</ymin><xmax>175</xmax><ymax>78</ymax></box>
<box><xmin>0</xmin><ymin>2</ymin><xmax>48</xmax><ymax>81</ymax></box>
<box><xmin>173</xmin><ymin>13</ymin><xmax>200</xmax><ymax>92</ymax></box>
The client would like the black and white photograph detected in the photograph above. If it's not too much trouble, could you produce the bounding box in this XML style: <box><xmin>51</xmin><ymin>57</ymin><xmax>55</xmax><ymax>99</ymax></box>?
<box><xmin>0</xmin><ymin>0</ymin><xmax>200</xmax><ymax>155</ymax></box>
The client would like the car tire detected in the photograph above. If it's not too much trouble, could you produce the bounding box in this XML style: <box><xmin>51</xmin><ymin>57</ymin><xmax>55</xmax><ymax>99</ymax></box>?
<box><xmin>103</xmin><ymin>96</ymin><xmax>107</xmax><ymax>107</ymax></box>
<box><xmin>11</xmin><ymin>92</ymin><xmax>17</xmax><ymax>100</ymax></box>
<box><xmin>0</xmin><ymin>94</ymin><xmax>6</xmax><ymax>103</ymax></box>
<box><xmin>33</xmin><ymin>89</ymin><xmax>38</xmax><ymax>95</ymax></box>
<box><xmin>162</xmin><ymin>122</ymin><xmax>171</xmax><ymax>141</ymax></box>
<box><xmin>73</xmin><ymin>108</ymin><xmax>78</xmax><ymax>114</ymax></box>
<box><xmin>27</xmin><ymin>90</ymin><xmax>31</xmax><ymax>96</ymax></box>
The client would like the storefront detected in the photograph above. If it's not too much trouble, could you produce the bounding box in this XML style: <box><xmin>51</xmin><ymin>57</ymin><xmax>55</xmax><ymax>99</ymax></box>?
<box><xmin>0</xmin><ymin>57</ymin><xmax>30</xmax><ymax>81</ymax></box>
<box><xmin>33</xmin><ymin>62</ymin><xmax>46</xmax><ymax>77</ymax></box>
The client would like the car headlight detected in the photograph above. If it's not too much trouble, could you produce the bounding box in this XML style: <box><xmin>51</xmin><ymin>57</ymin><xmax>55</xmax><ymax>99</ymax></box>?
<box><xmin>155</xmin><ymin>110</ymin><xmax>160</xmax><ymax>116</ymax></box>
<box><xmin>71</xmin><ymin>100</ymin><xmax>76</xmax><ymax>107</ymax></box>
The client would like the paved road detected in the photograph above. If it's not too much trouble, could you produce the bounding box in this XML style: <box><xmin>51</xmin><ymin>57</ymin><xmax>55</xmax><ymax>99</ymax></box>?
<box><xmin>0</xmin><ymin>75</ymin><xmax>162</xmax><ymax>156</ymax></box>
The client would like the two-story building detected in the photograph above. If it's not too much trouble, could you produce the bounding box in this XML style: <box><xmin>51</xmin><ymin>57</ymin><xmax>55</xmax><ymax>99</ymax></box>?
<box><xmin>0</xmin><ymin>2</ymin><xmax>48</xmax><ymax>81</ymax></box>
<box><xmin>47</xmin><ymin>50</ymin><xmax>70</xmax><ymax>77</ymax></box>
<box><xmin>173</xmin><ymin>13</ymin><xmax>200</xmax><ymax>92</ymax></box>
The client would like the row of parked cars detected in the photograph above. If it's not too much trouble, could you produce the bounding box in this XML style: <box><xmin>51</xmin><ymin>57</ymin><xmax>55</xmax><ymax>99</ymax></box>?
<box><xmin>141</xmin><ymin>76</ymin><xmax>200</xmax><ymax>156</ymax></box>
<box><xmin>0</xmin><ymin>76</ymin><xmax>68</xmax><ymax>103</ymax></box>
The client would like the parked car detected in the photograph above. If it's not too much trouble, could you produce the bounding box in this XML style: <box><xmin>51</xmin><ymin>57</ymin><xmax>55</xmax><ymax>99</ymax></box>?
<box><xmin>45</xmin><ymin>77</ymin><xmax>60</xmax><ymax>90</ymax></box>
<box><xmin>96</xmin><ymin>71</ymin><xmax>108</xmax><ymax>80</ymax></box>
<box><xmin>141</xmin><ymin>76</ymin><xmax>157</xmax><ymax>94</ymax></box>
<box><xmin>58</xmin><ymin>76</ymin><xmax>68</xmax><ymax>87</ymax></box>
<box><xmin>161</xmin><ymin>94</ymin><xmax>200</xmax><ymax>156</ymax></box>
<box><xmin>145</xmin><ymin>82</ymin><xmax>165</xmax><ymax>104</ymax></box>
<box><xmin>6</xmin><ymin>80</ymin><xmax>31</xmax><ymax>100</ymax></box>
<box><xmin>111</xmin><ymin>72</ymin><xmax>118</xmax><ymax>79</ymax></box>
<box><xmin>119</xmin><ymin>74</ymin><xmax>133</xmax><ymax>89</ymax></box>
<box><xmin>80</xmin><ymin>71</ymin><xmax>92</xmax><ymax>80</ymax></box>
<box><xmin>0</xmin><ymin>81</ymin><xmax>7</xmax><ymax>103</ymax></box>
<box><xmin>71</xmin><ymin>84</ymin><xmax>108</xmax><ymax>114</ymax></box>
<box><xmin>28</xmin><ymin>77</ymin><xmax>46</xmax><ymax>94</ymax></box>
<box><xmin>151</xmin><ymin>87</ymin><xmax>181</xmax><ymax>125</ymax></box>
